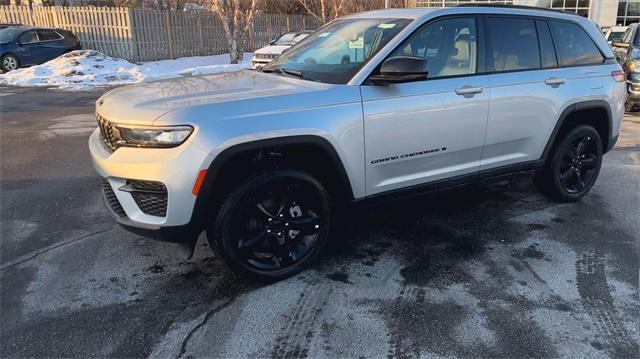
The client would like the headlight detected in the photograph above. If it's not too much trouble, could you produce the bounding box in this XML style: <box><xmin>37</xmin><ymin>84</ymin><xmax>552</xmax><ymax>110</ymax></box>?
<box><xmin>629</xmin><ymin>60</ymin><xmax>640</xmax><ymax>72</ymax></box>
<box><xmin>116</xmin><ymin>125</ymin><xmax>193</xmax><ymax>148</ymax></box>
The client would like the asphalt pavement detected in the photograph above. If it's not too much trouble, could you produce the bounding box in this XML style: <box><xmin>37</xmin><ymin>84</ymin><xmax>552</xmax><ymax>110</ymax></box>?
<box><xmin>1</xmin><ymin>86</ymin><xmax>638</xmax><ymax>358</ymax></box>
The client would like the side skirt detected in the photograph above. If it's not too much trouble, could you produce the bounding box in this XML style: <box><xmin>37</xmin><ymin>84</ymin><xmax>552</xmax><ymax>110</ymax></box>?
<box><xmin>351</xmin><ymin>160</ymin><xmax>545</xmax><ymax>210</ymax></box>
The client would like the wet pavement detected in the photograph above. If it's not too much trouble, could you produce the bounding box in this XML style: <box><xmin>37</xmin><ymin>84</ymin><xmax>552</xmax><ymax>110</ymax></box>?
<box><xmin>1</xmin><ymin>86</ymin><xmax>638</xmax><ymax>358</ymax></box>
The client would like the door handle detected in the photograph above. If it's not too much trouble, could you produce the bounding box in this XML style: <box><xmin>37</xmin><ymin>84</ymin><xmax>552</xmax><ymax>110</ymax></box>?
<box><xmin>544</xmin><ymin>77</ymin><xmax>566</xmax><ymax>86</ymax></box>
<box><xmin>455</xmin><ymin>86</ymin><xmax>483</xmax><ymax>95</ymax></box>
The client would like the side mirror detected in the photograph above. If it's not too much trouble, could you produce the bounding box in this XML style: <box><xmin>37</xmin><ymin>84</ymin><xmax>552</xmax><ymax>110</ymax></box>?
<box><xmin>612</xmin><ymin>41</ymin><xmax>630</xmax><ymax>48</ymax></box>
<box><xmin>369</xmin><ymin>56</ymin><xmax>428</xmax><ymax>85</ymax></box>
<box><xmin>269</xmin><ymin>39</ymin><xmax>276</xmax><ymax>45</ymax></box>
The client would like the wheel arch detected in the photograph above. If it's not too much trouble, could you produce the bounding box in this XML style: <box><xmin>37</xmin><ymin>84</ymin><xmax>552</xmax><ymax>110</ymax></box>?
<box><xmin>190</xmin><ymin>135</ymin><xmax>355</xmax><ymax>231</ymax></box>
<box><xmin>542</xmin><ymin>100</ymin><xmax>613</xmax><ymax>163</ymax></box>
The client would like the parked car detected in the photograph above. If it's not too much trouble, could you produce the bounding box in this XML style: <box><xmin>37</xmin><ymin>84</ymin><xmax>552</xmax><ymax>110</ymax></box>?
<box><xmin>90</xmin><ymin>5</ymin><xmax>624</xmax><ymax>281</ymax></box>
<box><xmin>0</xmin><ymin>23</ymin><xmax>22</xmax><ymax>30</ymax></box>
<box><xmin>611</xmin><ymin>23</ymin><xmax>640</xmax><ymax>111</ymax></box>
<box><xmin>604</xmin><ymin>25</ymin><xmax>627</xmax><ymax>45</ymax></box>
<box><xmin>0</xmin><ymin>26</ymin><xmax>81</xmax><ymax>72</ymax></box>
<box><xmin>251</xmin><ymin>30</ymin><xmax>313</xmax><ymax>69</ymax></box>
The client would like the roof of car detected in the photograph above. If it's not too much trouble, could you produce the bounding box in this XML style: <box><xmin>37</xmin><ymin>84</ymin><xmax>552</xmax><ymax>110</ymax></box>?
<box><xmin>345</xmin><ymin>5</ymin><xmax>585</xmax><ymax>22</ymax></box>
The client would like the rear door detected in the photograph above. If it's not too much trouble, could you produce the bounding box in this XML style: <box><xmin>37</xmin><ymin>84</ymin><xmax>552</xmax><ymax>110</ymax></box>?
<box><xmin>362</xmin><ymin>16</ymin><xmax>490</xmax><ymax>195</ymax></box>
<box><xmin>481</xmin><ymin>17</ymin><xmax>608</xmax><ymax>170</ymax></box>
<box><xmin>481</xmin><ymin>16</ymin><xmax>560</xmax><ymax>170</ymax></box>
<box><xmin>15</xmin><ymin>30</ymin><xmax>42</xmax><ymax>65</ymax></box>
<box><xmin>35</xmin><ymin>29</ymin><xmax>67</xmax><ymax>61</ymax></box>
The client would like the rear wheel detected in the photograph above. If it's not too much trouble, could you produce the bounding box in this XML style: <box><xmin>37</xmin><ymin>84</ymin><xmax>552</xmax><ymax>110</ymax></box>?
<box><xmin>1</xmin><ymin>54</ymin><xmax>19</xmax><ymax>72</ymax></box>
<box><xmin>534</xmin><ymin>125</ymin><xmax>603</xmax><ymax>202</ymax></box>
<box><xmin>207</xmin><ymin>169</ymin><xmax>331</xmax><ymax>281</ymax></box>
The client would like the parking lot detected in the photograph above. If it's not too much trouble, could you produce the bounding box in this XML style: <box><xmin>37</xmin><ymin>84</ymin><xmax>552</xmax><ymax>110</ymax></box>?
<box><xmin>0</xmin><ymin>86</ymin><xmax>638</xmax><ymax>358</ymax></box>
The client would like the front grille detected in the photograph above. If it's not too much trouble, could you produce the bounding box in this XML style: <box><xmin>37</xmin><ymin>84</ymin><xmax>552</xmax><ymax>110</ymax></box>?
<box><xmin>101</xmin><ymin>179</ymin><xmax>126</xmax><ymax>218</ymax></box>
<box><xmin>96</xmin><ymin>114</ymin><xmax>120</xmax><ymax>153</ymax></box>
<box><xmin>126</xmin><ymin>180</ymin><xmax>168</xmax><ymax>217</ymax></box>
<box><xmin>254</xmin><ymin>53</ymin><xmax>278</xmax><ymax>60</ymax></box>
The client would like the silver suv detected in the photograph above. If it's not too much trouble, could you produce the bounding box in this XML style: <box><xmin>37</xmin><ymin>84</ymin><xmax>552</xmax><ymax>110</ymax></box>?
<box><xmin>90</xmin><ymin>5</ymin><xmax>625</xmax><ymax>280</ymax></box>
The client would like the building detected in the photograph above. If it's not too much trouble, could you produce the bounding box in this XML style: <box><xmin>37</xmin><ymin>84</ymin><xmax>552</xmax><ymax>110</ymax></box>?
<box><xmin>412</xmin><ymin>0</ymin><xmax>637</xmax><ymax>28</ymax></box>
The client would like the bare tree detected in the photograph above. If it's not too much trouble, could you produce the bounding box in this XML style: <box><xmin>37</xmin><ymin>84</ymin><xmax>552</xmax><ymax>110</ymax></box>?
<box><xmin>207</xmin><ymin>0</ymin><xmax>259</xmax><ymax>64</ymax></box>
<box><xmin>297</xmin><ymin>0</ymin><xmax>345</xmax><ymax>23</ymax></box>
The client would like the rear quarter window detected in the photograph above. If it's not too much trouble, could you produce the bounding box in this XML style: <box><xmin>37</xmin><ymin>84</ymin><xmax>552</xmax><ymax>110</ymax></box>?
<box><xmin>551</xmin><ymin>21</ymin><xmax>604</xmax><ymax>66</ymax></box>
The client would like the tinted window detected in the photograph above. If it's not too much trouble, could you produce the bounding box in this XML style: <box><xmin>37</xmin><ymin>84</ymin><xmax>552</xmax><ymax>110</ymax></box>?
<box><xmin>487</xmin><ymin>18</ymin><xmax>540</xmax><ymax>72</ymax></box>
<box><xmin>633</xmin><ymin>27</ymin><xmax>640</xmax><ymax>46</ymax></box>
<box><xmin>536</xmin><ymin>20</ymin><xmax>558</xmax><ymax>68</ymax></box>
<box><xmin>393</xmin><ymin>17</ymin><xmax>477</xmax><ymax>79</ymax></box>
<box><xmin>18</xmin><ymin>30</ymin><xmax>38</xmax><ymax>43</ymax></box>
<box><xmin>37</xmin><ymin>29</ymin><xmax>62</xmax><ymax>41</ymax></box>
<box><xmin>551</xmin><ymin>21</ymin><xmax>604</xmax><ymax>66</ymax></box>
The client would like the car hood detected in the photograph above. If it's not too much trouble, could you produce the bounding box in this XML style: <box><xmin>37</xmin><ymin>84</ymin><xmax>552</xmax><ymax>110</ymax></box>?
<box><xmin>96</xmin><ymin>69</ymin><xmax>335</xmax><ymax>125</ymax></box>
<box><xmin>254</xmin><ymin>45</ymin><xmax>290</xmax><ymax>55</ymax></box>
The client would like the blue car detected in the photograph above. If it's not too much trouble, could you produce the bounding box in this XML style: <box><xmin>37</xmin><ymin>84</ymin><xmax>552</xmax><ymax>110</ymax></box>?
<box><xmin>0</xmin><ymin>26</ymin><xmax>81</xmax><ymax>72</ymax></box>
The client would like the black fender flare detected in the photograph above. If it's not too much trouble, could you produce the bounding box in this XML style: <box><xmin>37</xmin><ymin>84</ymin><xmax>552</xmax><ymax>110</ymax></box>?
<box><xmin>541</xmin><ymin>100</ymin><xmax>613</xmax><ymax>162</ymax></box>
<box><xmin>189</xmin><ymin>135</ymin><xmax>355</xmax><ymax>232</ymax></box>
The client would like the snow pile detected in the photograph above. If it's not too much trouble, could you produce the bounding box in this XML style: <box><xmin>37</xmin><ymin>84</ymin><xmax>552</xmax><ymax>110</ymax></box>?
<box><xmin>0</xmin><ymin>50</ymin><xmax>252</xmax><ymax>90</ymax></box>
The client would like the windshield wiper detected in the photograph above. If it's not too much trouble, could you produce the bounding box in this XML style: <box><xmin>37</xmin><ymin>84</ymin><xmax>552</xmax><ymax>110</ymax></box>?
<box><xmin>281</xmin><ymin>68</ymin><xmax>303</xmax><ymax>79</ymax></box>
<box><xmin>261</xmin><ymin>66</ymin><xmax>303</xmax><ymax>79</ymax></box>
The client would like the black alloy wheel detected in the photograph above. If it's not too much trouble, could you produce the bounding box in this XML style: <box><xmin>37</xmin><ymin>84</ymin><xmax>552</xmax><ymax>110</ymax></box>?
<box><xmin>558</xmin><ymin>135</ymin><xmax>599</xmax><ymax>194</ymax></box>
<box><xmin>534</xmin><ymin>125</ymin><xmax>603</xmax><ymax>202</ymax></box>
<box><xmin>209</xmin><ymin>170</ymin><xmax>331</xmax><ymax>281</ymax></box>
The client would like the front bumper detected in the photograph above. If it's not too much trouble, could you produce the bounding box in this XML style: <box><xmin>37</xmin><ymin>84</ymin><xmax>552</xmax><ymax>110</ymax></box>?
<box><xmin>89</xmin><ymin>128</ymin><xmax>211</xmax><ymax>243</ymax></box>
<box><xmin>251</xmin><ymin>58</ymin><xmax>273</xmax><ymax>69</ymax></box>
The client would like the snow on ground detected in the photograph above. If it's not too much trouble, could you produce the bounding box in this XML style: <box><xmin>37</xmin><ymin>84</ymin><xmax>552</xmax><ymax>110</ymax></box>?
<box><xmin>0</xmin><ymin>50</ymin><xmax>252</xmax><ymax>90</ymax></box>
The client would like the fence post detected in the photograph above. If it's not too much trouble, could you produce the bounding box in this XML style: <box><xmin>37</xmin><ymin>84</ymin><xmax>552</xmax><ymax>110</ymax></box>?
<box><xmin>164</xmin><ymin>10</ymin><xmax>174</xmax><ymax>59</ymax></box>
<box><xmin>127</xmin><ymin>8</ymin><xmax>138</xmax><ymax>62</ymax></box>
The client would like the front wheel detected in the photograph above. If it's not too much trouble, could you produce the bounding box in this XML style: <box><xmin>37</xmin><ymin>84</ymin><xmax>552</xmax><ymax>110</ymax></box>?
<box><xmin>207</xmin><ymin>169</ymin><xmax>331</xmax><ymax>281</ymax></box>
<box><xmin>534</xmin><ymin>125</ymin><xmax>603</xmax><ymax>202</ymax></box>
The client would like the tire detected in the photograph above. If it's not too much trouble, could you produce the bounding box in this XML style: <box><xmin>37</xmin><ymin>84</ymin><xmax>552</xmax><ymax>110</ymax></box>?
<box><xmin>625</xmin><ymin>100</ymin><xmax>635</xmax><ymax>113</ymax></box>
<box><xmin>534</xmin><ymin>125</ymin><xmax>603</xmax><ymax>202</ymax></box>
<box><xmin>1</xmin><ymin>54</ymin><xmax>19</xmax><ymax>72</ymax></box>
<box><xmin>207</xmin><ymin>169</ymin><xmax>332</xmax><ymax>281</ymax></box>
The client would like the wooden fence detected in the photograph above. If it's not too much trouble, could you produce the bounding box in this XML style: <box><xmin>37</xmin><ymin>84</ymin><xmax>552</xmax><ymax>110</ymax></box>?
<box><xmin>0</xmin><ymin>6</ymin><xmax>324</xmax><ymax>62</ymax></box>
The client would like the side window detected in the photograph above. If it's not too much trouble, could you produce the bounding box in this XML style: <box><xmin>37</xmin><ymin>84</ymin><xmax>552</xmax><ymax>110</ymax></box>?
<box><xmin>37</xmin><ymin>30</ymin><xmax>63</xmax><ymax>41</ymax></box>
<box><xmin>393</xmin><ymin>17</ymin><xmax>477</xmax><ymax>79</ymax></box>
<box><xmin>18</xmin><ymin>31</ymin><xmax>38</xmax><ymax>43</ymax></box>
<box><xmin>536</xmin><ymin>20</ymin><xmax>558</xmax><ymax>68</ymax></box>
<box><xmin>487</xmin><ymin>17</ymin><xmax>540</xmax><ymax>72</ymax></box>
<box><xmin>551</xmin><ymin>21</ymin><xmax>604</xmax><ymax>66</ymax></box>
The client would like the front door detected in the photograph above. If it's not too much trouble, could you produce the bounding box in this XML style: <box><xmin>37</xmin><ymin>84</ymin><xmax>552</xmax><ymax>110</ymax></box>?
<box><xmin>15</xmin><ymin>30</ymin><xmax>45</xmax><ymax>65</ymax></box>
<box><xmin>361</xmin><ymin>17</ymin><xmax>489</xmax><ymax>195</ymax></box>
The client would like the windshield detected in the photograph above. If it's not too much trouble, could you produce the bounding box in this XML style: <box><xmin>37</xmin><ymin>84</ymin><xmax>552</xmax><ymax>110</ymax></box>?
<box><xmin>263</xmin><ymin>18</ymin><xmax>412</xmax><ymax>84</ymax></box>
<box><xmin>273</xmin><ymin>32</ymin><xmax>309</xmax><ymax>46</ymax></box>
<box><xmin>0</xmin><ymin>27</ymin><xmax>21</xmax><ymax>43</ymax></box>
<box><xmin>608</xmin><ymin>30</ymin><xmax>624</xmax><ymax>42</ymax></box>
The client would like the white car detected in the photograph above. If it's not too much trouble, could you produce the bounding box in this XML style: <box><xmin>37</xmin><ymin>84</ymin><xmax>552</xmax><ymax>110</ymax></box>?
<box><xmin>605</xmin><ymin>26</ymin><xmax>627</xmax><ymax>45</ymax></box>
<box><xmin>251</xmin><ymin>30</ymin><xmax>312</xmax><ymax>69</ymax></box>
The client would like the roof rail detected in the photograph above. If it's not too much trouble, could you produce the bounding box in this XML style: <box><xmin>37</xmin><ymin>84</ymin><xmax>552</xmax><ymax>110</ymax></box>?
<box><xmin>456</xmin><ymin>4</ymin><xmax>576</xmax><ymax>15</ymax></box>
